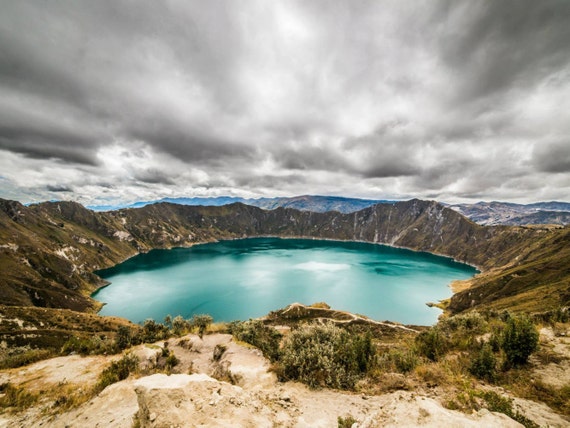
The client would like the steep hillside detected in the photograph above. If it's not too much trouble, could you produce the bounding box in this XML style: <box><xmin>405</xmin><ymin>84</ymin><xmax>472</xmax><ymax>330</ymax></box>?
<box><xmin>449</xmin><ymin>225</ymin><xmax>570</xmax><ymax>313</ymax></box>
<box><xmin>1</xmin><ymin>198</ymin><xmax>569</xmax><ymax>316</ymax></box>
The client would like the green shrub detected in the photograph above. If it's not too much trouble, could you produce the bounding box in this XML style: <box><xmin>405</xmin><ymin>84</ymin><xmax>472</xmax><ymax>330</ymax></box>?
<box><xmin>165</xmin><ymin>352</ymin><xmax>179</xmax><ymax>370</ymax></box>
<box><xmin>141</xmin><ymin>319</ymin><xmax>169</xmax><ymax>343</ymax></box>
<box><xmin>479</xmin><ymin>391</ymin><xmax>539</xmax><ymax>428</ymax></box>
<box><xmin>213</xmin><ymin>344</ymin><xmax>227</xmax><ymax>362</ymax></box>
<box><xmin>441</xmin><ymin>311</ymin><xmax>487</xmax><ymax>333</ymax></box>
<box><xmin>338</xmin><ymin>414</ymin><xmax>358</xmax><ymax>428</ymax></box>
<box><xmin>278</xmin><ymin>323</ymin><xmax>375</xmax><ymax>389</ymax></box>
<box><xmin>62</xmin><ymin>335</ymin><xmax>114</xmax><ymax>355</ymax></box>
<box><xmin>489</xmin><ymin>329</ymin><xmax>502</xmax><ymax>353</ymax></box>
<box><xmin>390</xmin><ymin>349</ymin><xmax>418</xmax><ymax>373</ymax></box>
<box><xmin>469</xmin><ymin>343</ymin><xmax>497</xmax><ymax>382</ymax></box>
<box><xmin>191</xmin><ymin>314</ymin><xmax>213</xmax><ymax>338</ymax></box>
<box><xmin>172</xmin><ymin>315</ymin><xmax>190</xmax><ymax>336</ymax></box>
<box><xmin>229</xmin><ymin>320</ymin><xmax>282</xmax><ymax>361</ymax></box>
<box><xmin>95</xmin><ymin>353</ymin><xmax>139</xmax><ymax>393</ymax></box>
<box><xmin>115</xmin><ymin>326</ymin><xmax>132</xmax><ymax>351</ymax></box>
<box><xmin>415</xmin><ymin>327</ymin><xmax>448</xmax><ymax>362</ymax></box>
<box><xmin>501</xmin><ymin>316</ymin><xmax>539</xmax><ymax>367</ymax></box>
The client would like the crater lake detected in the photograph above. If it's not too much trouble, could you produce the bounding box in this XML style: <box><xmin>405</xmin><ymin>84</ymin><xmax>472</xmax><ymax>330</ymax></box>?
<box><xmin>92</xmin><ymin>238</ymin><xmax>477</xmax><ymax>325</ymax></box>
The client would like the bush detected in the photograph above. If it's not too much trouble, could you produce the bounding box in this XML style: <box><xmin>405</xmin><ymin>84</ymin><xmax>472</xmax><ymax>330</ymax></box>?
<box><xmin>141</xmin><ymin>319</ymin><xmax>169</xmax><ymax>343</ymax></box>
<box><xmin>95</xmin><ymin>353</ymin><xmax>139</xmax><ymax>393</ymax></box>
<box><xmin>165</xmin><ymin>352</ymin><xmax>179</xmax><ymax>370</ymax></box>
<box><xmin>338</xmin><ymin>414</ymin><xmax>358</xmax><ymax>428</ymax></box>
<box><xmin>191</xmin><ymin>314</ymin><xmax>213</xmax><ymax>338</ymax></box>
<box><xmin>469</xmin><ymin>343</ymin><xmax>496</xmax><ymax>381</ymax></box>
<box><xmin>415</xmin><ymin>327</ymin><xmax>448</xmax><ymax>362</ymax></box>
<box><xmin>378</xmin><ymin>349</ymin><xmax>418</xmax><ymax>374</ymax></box>
<box><xmin>229</xmin><ymin>320</ymin><xmax>282</xmax><ymax>362</ymax></box>
<box><xmin>172</xmin><ymin>315</ymin><xmax>190</xmax><ymax>336</ymax></box>
<box><xmin>501</xmin><ymin>316</ymin><xmax>539</xmax><ymax>367</ymax></box>
<box><xmin>278</xmin><ymin>323</ymin><xmax>375</xmax><ymax>389</ymax></box>
<box><xmin>441</xmin><ymin>311</ymin><xmax>487</xmax><ymax>333</ymax></box>
<box><xmin>61</xmin><ymin>335</ymin><xmax>113</xmax><ymax>355</ymax></box>
<box><xmin>213</xmin><ymin>344</ymin><xmax>227</xmax><ymax>362</ymax></box>
<box><xmin>115</xmin><ymin>326</ymin><xmax>132</xmax><ymax>351</ymax></box>
<box><xmin>479</xmin><ymin>391</ymin><xmax>539</xmax><ymax>428</ymax></box>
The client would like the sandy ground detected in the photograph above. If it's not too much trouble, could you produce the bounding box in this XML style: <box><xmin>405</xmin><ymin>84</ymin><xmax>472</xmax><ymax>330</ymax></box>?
<box><xmin>1</xmin><ymin>331</ymin><xmax>568</xmax><ymax>427</ymax></box>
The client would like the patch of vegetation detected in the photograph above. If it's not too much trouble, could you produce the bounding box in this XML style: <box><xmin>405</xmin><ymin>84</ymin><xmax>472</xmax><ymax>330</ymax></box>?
<box><xmin>377</xmin><ymin>348</ymin><xmax>419</xmax><ymax>374</ymax></box>
<box><xmin>95</xmin><ymin>353</ymin><xmax>139</xmax><ymax>393</ymax></box>
<box><xmin>479</xmin><ymin>390</ymin><xmax>539</xmax><ymax>428</ymax></box>
<box><xmin>337</xmin><ymin>414</ymin><xmax>358</xmax><ymax>428</ymax></box>
<box><xmin>213</xmin><ymin>344</ymin><xmax>227</xmax><ymax>362</ymax></box>
<box><xmin>0</xmin><ymin>382</ymin><xmax>39</xmax><ymax>412</ymax></box>
<box><xmin>0</xmin><ymin>347</ymin><xmax>54</xmax><ymax>369</ymax></box>
<box><xmin>50</xmin><ymin>383</ymin><xmax>93</xmax><ymax>413</ymax></box>
<box><xmin>469</xmin><ymin>343</ymin><xmax>497</xmax><ymax>382</ymax></box>
<box><xmin>278</xmin><ymin>323</ymin><xmax>375</xmax><ymax>389</ymax></box>
<box><xmin>229</xmin><ymin>319</ymin><xmax>282</xmax><ymax>361</ymax></box>
<box><xmin>61</xmin><ymin>335</ymin><xmax>115</xmax><ymax>355</ymax></box>
<box><xmin>190</xmin><ymin>314</ymin><xmax>213</xmax><ymax>338</ymax></box>
<box><xmin>165</xmin><ymin>351</ymin><xmax>179</xmax><ymax>371</ymax></box>
<box><xmin>415</xmin><ymin>326</ymin><xmax>448</xmax><ymax>362</ymax></box>
<box><xmin>115</xmin><ymin>325</ymin><xmax>133</xmax><ymax>350</ymax></box>
<box><xmin>140</xmin><ymin>319</ymin><xmax>170</xmax><ymax>343</ymax></box>
<box><xmin>501</xmin><ymin>315</ymin><xmax>539</xmax><ymax>367</ymax></box>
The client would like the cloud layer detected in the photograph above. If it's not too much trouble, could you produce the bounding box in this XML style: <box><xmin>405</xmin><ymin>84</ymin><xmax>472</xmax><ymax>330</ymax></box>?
<box><xmin>1</xmin><ymin>0</ymin><xmax>569</xmax><ymax>205</ymax></box>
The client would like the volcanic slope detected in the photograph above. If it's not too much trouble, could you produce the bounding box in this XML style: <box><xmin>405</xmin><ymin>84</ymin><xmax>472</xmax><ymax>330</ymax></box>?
<box><xmin>0</xmin><ymin>198</ymin><xmax>568</xmax><ymax>317</ymax></box>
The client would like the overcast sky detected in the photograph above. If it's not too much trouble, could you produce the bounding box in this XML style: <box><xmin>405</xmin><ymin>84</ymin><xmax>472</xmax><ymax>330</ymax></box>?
<box><xmin>1</xmin><ymin>0</ymin><xmax>569</xmax><ymax>205</ymax></box>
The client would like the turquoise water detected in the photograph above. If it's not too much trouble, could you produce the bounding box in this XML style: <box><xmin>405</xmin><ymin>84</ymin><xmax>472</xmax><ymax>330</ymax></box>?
<box><xmin>93</xmin><ymin>238</ymin><xmax>476</xmax><ymax>325</ymax></box>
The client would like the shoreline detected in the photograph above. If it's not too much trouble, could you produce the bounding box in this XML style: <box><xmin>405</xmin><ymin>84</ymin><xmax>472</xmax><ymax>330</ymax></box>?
<box><xmin>90</xmin><ymin>235</ymin><xmax>479</xmax><ymax>325</ymax></box>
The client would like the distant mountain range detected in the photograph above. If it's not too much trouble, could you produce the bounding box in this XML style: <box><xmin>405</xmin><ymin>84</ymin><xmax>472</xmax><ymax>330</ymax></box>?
<box><xmin>88</xmin><ymin>195</ymin><xmax>394</xmax><ymax>214</ymax></box>
<box><xmin>88</xmin><ymin>196</ymin><xmax>570</xmax><ymax>226</ymax></box>
<box><xmin>447</xmin><ymin>201</ymin><xmax>570</xmax><ymax>226</ymax></box>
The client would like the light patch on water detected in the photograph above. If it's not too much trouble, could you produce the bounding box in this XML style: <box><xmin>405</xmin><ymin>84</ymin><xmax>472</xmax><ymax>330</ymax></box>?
<box><xmin>240</xmin><ymin>269</ymin><xmax>277</xmax><ymax>289</ymax></box>
<box><xmin>295</xmin><ymin>261</ymin><xmax>351</xmax><ymax>272</ymax></box>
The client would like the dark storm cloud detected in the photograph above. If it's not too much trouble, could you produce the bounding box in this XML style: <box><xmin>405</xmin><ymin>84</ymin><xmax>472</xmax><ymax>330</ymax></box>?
<box><xmin>436</xmin><ymin>0</ymin><xmax>570</xmax><ymax>104</ymax></box>
<box><xmin>46</xmin><ymin>185</ymin><xmax>73</xmax><ymax>193</ymax></box>
<box><xmin>132</xmin><ymin>169</ymin><xmax>175</xmax><ymax>186</ymax></box>
<box><xmin>533</xmin><ymin>140</ymin><xmax>570</xmax><ymax>173</ymax></box>
<box><xmin>0</xmin><ymin>0</ymin><xmax>569</xmax><ymax>203</ymax></box>
<box><xmin>0</xmin><ymin>127</ymin><xmax>100</xmax><ymax>165</ymax></box>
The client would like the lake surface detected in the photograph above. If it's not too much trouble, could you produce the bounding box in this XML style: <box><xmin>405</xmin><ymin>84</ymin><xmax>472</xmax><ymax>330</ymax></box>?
<box><xmin>93</xmin><ymin>238</ymin><xmax>477</xmax><ymax>325</ymax></box>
